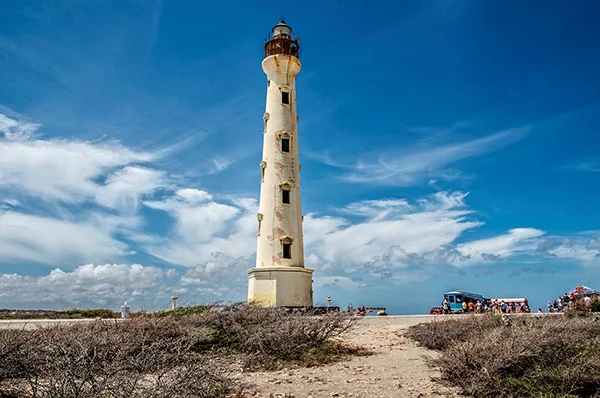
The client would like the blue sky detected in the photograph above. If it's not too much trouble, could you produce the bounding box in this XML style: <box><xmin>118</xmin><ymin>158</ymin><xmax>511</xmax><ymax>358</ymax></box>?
<box><xmin>1</xmin><ymin>1</ymin><xmax>599</xmax><ymax>314</ymax></box>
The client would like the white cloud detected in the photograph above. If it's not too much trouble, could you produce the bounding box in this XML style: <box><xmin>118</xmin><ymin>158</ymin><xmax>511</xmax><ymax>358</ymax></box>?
<box><xmin>339</xmin><ymin>199</ymin><xmax>411</xmax><ymax>221</ymax></box>
<box><xmin>342</xmin><ymin>126</ymin><xmax>529</xmax><ymax>186</ymax></box>
<box><xmin>0</xmin><ymin>113</ymin><xmax>163</xmax><ymax>210</ymax></box>
<box><xmin>0</xmin><ymin>113</ymin><xmax>40</xmax><ymax>141</ymax></box>
<box><xmin>1</xmin><ymin>198</ymin><xmax>20</xmax><ymax>209</ymax></box>
<box><xmin>305</xmin><ymin>191</ymin><xmax>481</xmax><ymax>264</ymax></box>
<box><xmin>178</xmin><ymin>253</ymin><xmax>251</xmax><ymax>301</ymax></box>
<box><xmin>143</xmin><ymin>189</ymin><xmax>258</xmax><ymax>266</ymax></box>
<box><xmin>562</xmin><ymin>160</ymin><xmax>600</xmax><ymax>172</ymax></box>
<box><xmin>537</xmin><ymin>235</ymin><xmax>600</xmax><ymax>264</ymax></box>
<box><xmin>0</xmin><ymin>211</ymin><xmax>129</xmax><ymax>266</ymax></box>
<box><xmin>2</xmin><ymin>111</ymin><xmax>597</xmax><ymax>307</ymax></box>
<box><xmin>94</xmin><ymin>166</ymin><xmax>164</xmax><ymax>212</ymax></box>
<box><xmin>0</xmin><ymin>112</ymin><xmax>167</xmax><ymax>267</ymax></box>
<box><xmin>455</xmin><ymin>228</ymin><xmax>546</xmax><ymax>266</ymax></box>
<box><xmin>0</xmin><ymin>263</ymin><xmax>168</xmax><ymax>309</ymax></box>
<box><xmin>209</xmin><ymin>156</ymin><xmax>234</xmax><ymax>173</ymax></box>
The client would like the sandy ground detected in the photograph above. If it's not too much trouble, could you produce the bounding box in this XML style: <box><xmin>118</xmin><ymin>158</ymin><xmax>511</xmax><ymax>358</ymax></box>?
<box><xmin>238</xmin><ymin>316</ymin><xmax>461</xmax><ymax>398</ymax></box>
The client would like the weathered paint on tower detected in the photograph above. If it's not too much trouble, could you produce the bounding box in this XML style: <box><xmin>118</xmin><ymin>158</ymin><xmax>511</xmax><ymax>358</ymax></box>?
<box><xmin>247</xmin><ymin>20</ymin><xmax>313</xmax><ymax>307</ymax></box>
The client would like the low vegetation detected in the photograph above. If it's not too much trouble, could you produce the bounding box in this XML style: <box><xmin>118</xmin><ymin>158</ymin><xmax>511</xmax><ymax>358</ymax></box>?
<box><xmin>0</xmin><ymin>304</ymin><xmax>359</xmax><ymax>397</ymax></box>
<box><xmin>0</xmin><ymin>308</ymin><xmax>120</xmax><ymax>320</ymax></box>
<box><xmin>145</xmin><ymin>304</ymin><xmax>210</xmax><ymax>317</ymax></box>
<box><xmin>407</xmin><ymin>314</ymin><xmax>600</xmax><ymax>398</ymax></box>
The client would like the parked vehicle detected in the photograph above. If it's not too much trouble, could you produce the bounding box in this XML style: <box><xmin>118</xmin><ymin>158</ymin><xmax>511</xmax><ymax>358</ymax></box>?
<box><xmin>429</xmin><ymin>306</ymin><xmax>444</xmax><ymax>315</ymax></box>
<box><xmin>443</xmin><ymin>290</ymin><xmax>491</xmax><ymax>313</ymax></box>
<box><xmin>493</xmin><ymin>298</ymin><xmax>530</xmax><ymax>313</ymax></box>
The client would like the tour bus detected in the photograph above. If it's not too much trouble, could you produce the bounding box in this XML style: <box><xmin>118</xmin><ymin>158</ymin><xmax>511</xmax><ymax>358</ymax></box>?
<box><xmin>493</xmin><ymin>298</ymin><xmax>530</xmax><ymax>313</ymax></box>
<box><xmin>443</xmin><ymin>290</ymin><xmax>491</xmax><ymax>313</ymax></box>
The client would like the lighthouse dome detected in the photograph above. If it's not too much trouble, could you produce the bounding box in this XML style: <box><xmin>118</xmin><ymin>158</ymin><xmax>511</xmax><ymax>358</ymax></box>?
<box><xmin>272</xmin><ymin>19</ymin><xmax>292</xmax><ymax>38</ymax></box>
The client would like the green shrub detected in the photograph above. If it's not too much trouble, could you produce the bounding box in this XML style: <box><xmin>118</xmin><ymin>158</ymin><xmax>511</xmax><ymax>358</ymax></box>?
<box><xmin>152</xmin><ymin>305</ymin><xmax>209</xmax><ymax>317</ymax></box>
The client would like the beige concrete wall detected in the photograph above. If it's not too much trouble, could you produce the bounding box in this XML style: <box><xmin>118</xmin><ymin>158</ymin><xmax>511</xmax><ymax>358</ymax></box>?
<box><xmin>248</xmin><ymin>267</ymin><xmax>313</xmax><ymax>307</ymax></box>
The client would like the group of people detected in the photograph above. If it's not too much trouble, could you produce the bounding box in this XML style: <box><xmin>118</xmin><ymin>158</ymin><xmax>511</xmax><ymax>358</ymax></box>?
<box><xmin>547</xmin><ymin>292</ymin><xmax>595</xmax><ymax>312</ymax></box>
<box><xmin>442</xmin><ymin>297</ymin><xmax>530</xmax><ymax>314</ymax></box>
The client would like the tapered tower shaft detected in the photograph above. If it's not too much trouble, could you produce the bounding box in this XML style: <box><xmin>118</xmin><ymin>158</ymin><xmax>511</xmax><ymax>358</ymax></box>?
<box><xmin>248</xmin><ymin>20</ymin><xmax>313</xmax><ymax>307</ymax></box>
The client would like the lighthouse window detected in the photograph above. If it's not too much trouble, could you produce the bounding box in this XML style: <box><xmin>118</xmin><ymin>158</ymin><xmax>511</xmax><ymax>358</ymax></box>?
<box><xmin>281</xmin><ymin>91</ymin><xmax>290</xmax><ymax>105</ymax></box>
<box><xmin>282</xmin><ymin>243</ymin><xmax>291</xmax><ymax>259</ymax></box>
<box><xmin>281</xmin><ymin>138</ymin><xmax>290</xmax><ymax>152</ymax></box>
<box><xmin>282</xmin><ymin>189</ymin><xmax>290</xmax><ymax>204</ymax></box>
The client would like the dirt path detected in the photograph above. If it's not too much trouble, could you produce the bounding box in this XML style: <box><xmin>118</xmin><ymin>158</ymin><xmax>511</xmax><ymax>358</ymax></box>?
<box><xmin>239</xmin><ymin>316</ymin><xmax>461</xmax><ymax>398</ymax></box>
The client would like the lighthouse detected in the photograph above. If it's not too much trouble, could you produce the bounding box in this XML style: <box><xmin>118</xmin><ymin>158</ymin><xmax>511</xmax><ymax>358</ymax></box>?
<box><xmin>247</xmin><ymin>19</ymin><xmax>314</xmax><ymax>307</ymax></box>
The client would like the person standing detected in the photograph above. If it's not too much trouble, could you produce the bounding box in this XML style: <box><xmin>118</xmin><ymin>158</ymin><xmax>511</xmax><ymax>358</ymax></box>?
<box><xmin>442</xmin><ymin>298</ymin><xmax>450</xmax><ymax>314</ymax></box>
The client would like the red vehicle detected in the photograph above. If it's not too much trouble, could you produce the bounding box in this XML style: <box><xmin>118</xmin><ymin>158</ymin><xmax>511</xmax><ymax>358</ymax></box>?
<box><xmin>429</xmin><ymin>306</ymin><xmax>444</xmax><ymax>315</ymax></box>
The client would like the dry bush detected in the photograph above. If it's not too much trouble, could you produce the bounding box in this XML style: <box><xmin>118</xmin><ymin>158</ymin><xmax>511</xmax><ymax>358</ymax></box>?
<box><xmin>408</xmin><ymin>315</ymin><xmax>600</xmax><ymax>398</ymax></box>
<box><xmin>195</xmin><ymin>305</ymin><xmax>361</xmax><ymax>368</ymax></box>
<box><xmin>0</xmin><ymin>318</ymin><xmax>232</xmax><ymax>397</ymax></box>
<box><xmin>406</xmin><ymin>314</ymin><xmax>502</xmax><ymax>350</ymax></box>
<box><xmin>0</xmin><ymin>306</ymin><xmax>359</xmax><ymax>397</ymax></box>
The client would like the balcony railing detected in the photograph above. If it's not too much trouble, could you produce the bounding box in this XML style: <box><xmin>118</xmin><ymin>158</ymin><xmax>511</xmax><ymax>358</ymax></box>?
<box><xmin>264</xmin><ymin>33</ymin><xmax>300</xmax><ymax>59</ymax></box>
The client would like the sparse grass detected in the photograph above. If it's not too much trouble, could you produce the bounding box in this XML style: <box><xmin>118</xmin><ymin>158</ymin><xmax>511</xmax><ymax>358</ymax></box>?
<box><xmin>0</xmin><ymin>304</ymin><xmax>361</xmax><ymax>397</ymax></box>
<box><xmin>407</xmin><ymin>314</ymin><xmax>600</xmax><ymax>398</ymax></box>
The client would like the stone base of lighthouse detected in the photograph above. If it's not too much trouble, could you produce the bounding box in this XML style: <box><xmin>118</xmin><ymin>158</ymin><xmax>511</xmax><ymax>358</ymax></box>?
<box><xmin>248</xmin><ymin>267</ymin><xmax>313</xmax><ymax>307</ymax></box>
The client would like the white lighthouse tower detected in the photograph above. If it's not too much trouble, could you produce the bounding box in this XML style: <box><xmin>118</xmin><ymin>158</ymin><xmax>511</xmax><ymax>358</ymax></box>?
<box><xmin>247</xmin><ymin>19</ymin><xmax>313</xmax><ymax>307</ymax></box>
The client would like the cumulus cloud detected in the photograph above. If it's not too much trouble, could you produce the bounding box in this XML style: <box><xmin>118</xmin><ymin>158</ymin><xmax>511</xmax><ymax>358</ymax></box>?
<box><xmin>178</xmin><ymin>253</ymin><xmax>251</xmax><ymax>301</ymax></box>
<box><xmin>0</xmin><ymin>263</ymin><xmax>170</xmax><ymax>309</ymax></box>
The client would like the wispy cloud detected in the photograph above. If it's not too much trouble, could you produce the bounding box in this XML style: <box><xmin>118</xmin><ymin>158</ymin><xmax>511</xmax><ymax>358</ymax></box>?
<box><xmin>0</xmin><ymin>114</ymin><xmax>163</xmax><ymax>207</ymax></box>
<box><xmin>455</xmin><ymin>228</ymin><xmax>546</xmax><ymax>266</ymax></box>
<box><xmin>0</xmin><ymin>113</ymin><xmax>41</xmax><ymax>141</ymax></box>
<box><xmin>306</xmin><ymin>125</ymin><xmax>529</xmax><ymax>186</ymax></box>
<box><xmin>0</xmin><ymin>211</ymin><xmax>130</xmax><ymax>266</ymax></box>
<box><xmin>562</xmin><ymin>160</ymin><xmax>600</xmax><ymax>172</ymax></box>
<box><xmin>341</xmin><ymin>126</ymin><xmax>529</xmax><ymax>186</ymax></box>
